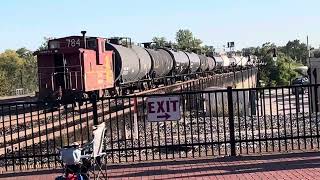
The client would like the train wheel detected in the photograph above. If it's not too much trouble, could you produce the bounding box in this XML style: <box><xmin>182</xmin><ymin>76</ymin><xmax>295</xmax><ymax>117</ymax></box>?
<box><xmin>108</xmin><ymin>89</ymin><xmax>116</xmax><ymax>97</ymax></box>
<box><xmin>102</xmin><ymin>90</ymin><xmax>109</xmax><ymax>97</ymax></box>
<box><xmin>121</xmin><ymin>89</ymin><xmax>127</xmax><ymax>95</ymax></box>
<box><xmin>77</xmin><ymin>93</ymin><xmax>85</xmax><ymax>107</ymax></box>
<box><xmin>113</xmin><ymin>89</ymin><xmax>118</xmax><ymax>96</ymax></box>
<box><xmin>141</xmin><ymin>82</ymin><xmax>144</xmax><ymax>91</ymax></box>
<box><xmin>167</xmin><ymin>79</ymin><xmax>171</xmax><ymax>85</ymax></box>
<box><xmin>147</xmin><ymin>82</ymin><xmax>152</xmax><ymax>90</ymax></box>
<box><xmin>140</xmin><ymin>83</ymin><xmax>146</xmax><ymax>91</ymax></box>
<box><xmin>116</xmin><ymin>87</ymin><xmax>124</xmax><ymax>96</ymax></box>
<box><xmin>144</xmin><ymin>83</ymin><xmax>149</xmax><ymax>90</ymax></box>
<box><xmin>137</xmin><ymin>82</ymin><xmax>143</xmax><ymax>92</ymax></box>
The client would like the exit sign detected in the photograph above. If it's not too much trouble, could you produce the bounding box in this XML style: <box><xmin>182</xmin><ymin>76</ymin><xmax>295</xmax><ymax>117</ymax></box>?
<box><xmin>147</xmin><ymin>96</ymin><xmax>181</xmax><ymax>122</ymax></box>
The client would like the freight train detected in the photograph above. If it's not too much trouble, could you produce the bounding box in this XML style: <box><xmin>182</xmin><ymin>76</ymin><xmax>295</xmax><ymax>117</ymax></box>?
<box><xmin>34</xmin><ymin>31</ymin><xmax>252</xmax><ymax>103</ymax></box>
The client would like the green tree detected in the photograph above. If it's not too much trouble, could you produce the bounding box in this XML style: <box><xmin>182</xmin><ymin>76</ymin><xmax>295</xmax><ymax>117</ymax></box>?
<box><xmin>201</xmin><ymin>45</ymin><xmax>215</xmax><ymax>55</ymax></box>
<box><xmin>37</xmin><ymin>37</ymin><xmax>53</xmax><ymax>51</ymax></box>
<box><xmin>242</xmin><ymin>47</ymin><xmax>257</xmax><ymax>57</ymax></box>
<box><xmin>152</xmin><ymin>37</ymin><xmax>167</xmax><ymax>47</ymax></box>
<box><xmin>273</xmin><ymin>54</ymin><xmax>298</xmax><ymax>85</ymax></box>
<box><xmin>280</xmin><ymin>40</ymin><xmax>308</xmax><ymax>64</ymax></box>
<box><xmin>176</xmin><ymin>29</ymin><xmax>202</xmax><ymax>51</ymax></box>
<box><xmin>16</xmin><ymin>47</ymin><xmax>32</xmax><ymax>58</ymax></box>
<box><xmin>0</xmin><ymin>48</ymin><xmax>38</xmax><ymax>96</ymax></box>
<box><xmin>248</xmin><ymin>41</ymin><xmax>300</xmax><ymax>86</ymax></box>
<box><xmin>259</xmin><ymin>54</ymin><xmax>297</xmax><ymax>86</ymax></box>
<box><xmin>0</xmin><ymin>71</ymin><xmax>10</xmax><ymax>96</ymax></box>
<box><xmin>0</xmin><ymin>50</ymin><xmax>24</xmax><ymax>94</ymax></box>
<box><xmin>16</xmin><ymin>48</ymin><xmax>38</xmax><ymax>93</ymax></box>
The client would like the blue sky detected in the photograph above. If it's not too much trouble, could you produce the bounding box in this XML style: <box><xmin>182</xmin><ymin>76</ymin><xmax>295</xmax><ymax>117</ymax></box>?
<box><xmin>1</xmin><ymin>0</ymin><xmax>319</xmax><ymax>52</ymax></box>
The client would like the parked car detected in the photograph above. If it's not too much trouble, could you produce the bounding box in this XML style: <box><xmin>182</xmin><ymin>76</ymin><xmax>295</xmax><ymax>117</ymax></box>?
<box><xmin>291</xmin><ymin>77</ymin><xmax>309</xmax><ymax>95</ymax></box>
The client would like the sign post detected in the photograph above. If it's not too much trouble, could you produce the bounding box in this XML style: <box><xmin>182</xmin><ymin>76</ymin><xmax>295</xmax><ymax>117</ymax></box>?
<box><xmin>147</xmin><ymin>96</ymin><xmax>181</xmax><ymax>122</ymax></box>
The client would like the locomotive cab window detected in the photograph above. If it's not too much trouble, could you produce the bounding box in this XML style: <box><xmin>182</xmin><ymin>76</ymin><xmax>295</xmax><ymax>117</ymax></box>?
<box><xmin>49</xmin><ymin>41</ymin><xmax>60</xmax><ymax>49</ymax></box>
<box><xmin>86</xmin><ymin>38</ymin><xmax>97</xmax><ymax>50</ymax></box>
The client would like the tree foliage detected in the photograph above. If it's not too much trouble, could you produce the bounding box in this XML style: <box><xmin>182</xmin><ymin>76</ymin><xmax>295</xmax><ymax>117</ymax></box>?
<box><xmin>0</xmin><ymin>48</ymin><xmax>38</xmax><ymax>96</ymax></box>
<box><xmin>152</xmin><ymin>29</ymin><xmax>214</xmax><ymax>55</ymax></box>
<box><xmin>176</xmin><ymin>29</ymin><xmax>202</xmax><ymax>51</ymax></box>
<box><xmin>37</xmin><ymin>37</ymin><xmax>52</xmax><ymax>51</ymax></box>
<box><xmin>242</xmin><ymin>47</ymin><xmax>257</xmax><ymax>57</ymax></box>
<box><xmin>152</xmin><ymin>37</ymin><xmax>167</xmax><ymax>47</ymax></box>
<box><xmin>17</xmin><ymin>48</ymin><xmax>38</xmax><ymax>92</ymax></box>
<box><xmin>245</xmin><ymin>41</ymin><xmax>306</xmax><ymax>86</ymax></box>
<box><xmin>278</xmin><ymin>40</ymin><xmax>308</xmax><ymax>64</ymax></box>
<box><xmin>201</xmin><ymin>45</ymin><xmax>215</xmax><ymax>55</ymax></box>
<box><xmin>259</xmin><ymin>52</ymin><xmax>298</xmax><ymax>86</ymax></box>
<box><xmin>0</xmin><ymin>71</ymin><xmax>11</xmax><ymax>96</ymax></box>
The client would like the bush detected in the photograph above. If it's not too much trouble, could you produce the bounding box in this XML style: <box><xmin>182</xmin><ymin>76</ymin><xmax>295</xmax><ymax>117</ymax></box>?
<box><xmin>260</xmin><ymin>53</ymin><xmax>298</xmax><ymax>86</ymax></box>
<box><xmin>0</xmin><ymin>48</ymin><xmax>38</xmax><ymax>96</ymax></box>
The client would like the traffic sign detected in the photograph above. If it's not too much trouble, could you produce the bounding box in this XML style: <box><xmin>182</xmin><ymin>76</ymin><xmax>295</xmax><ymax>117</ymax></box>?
<box><xmin>147</xmin><ymin>96</ymin><xmax>181</xmax><ymax>122</ymax></box>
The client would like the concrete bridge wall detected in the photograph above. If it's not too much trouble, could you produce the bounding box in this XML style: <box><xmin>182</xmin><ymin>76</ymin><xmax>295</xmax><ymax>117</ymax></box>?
<box><xmin>203</xmin><ymin>68</ymin><xmax>258</xmax><ymax>117</ymax></box>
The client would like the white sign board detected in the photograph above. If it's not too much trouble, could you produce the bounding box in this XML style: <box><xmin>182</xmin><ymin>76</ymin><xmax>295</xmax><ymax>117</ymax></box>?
<box><xmin>147</xmin><ymin>96</ymin><xmax>180</xmax><ymax>122</ymax></box>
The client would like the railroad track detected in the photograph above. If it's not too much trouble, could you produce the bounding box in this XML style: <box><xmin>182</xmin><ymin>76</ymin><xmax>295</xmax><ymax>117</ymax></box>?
<box><xmin>0</xmin><ymin>72</ymin><xmax>226</xmax><ymax>128</ymax></box>
<box><xmin>0</xmin><ymin>74</ymin><xmax>228</xmax><ymax>156</ymax></box>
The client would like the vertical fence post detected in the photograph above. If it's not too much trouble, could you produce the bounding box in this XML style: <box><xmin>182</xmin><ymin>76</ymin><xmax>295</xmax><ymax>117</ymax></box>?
<box><xmin>315</xmin><ymin>85</ymin><xmax>319</xmax><ymax>113</ymax></box>
<box><xmin>250</xmin><ymin>90</ymin><xmax>256</xmax><ymax>115</ymax></box>
<box><xmin>241</xmin><ymin>69</ymin><xmax>244</xmax><ymax>88</ymax></box>
<box><xmin>295</xmin><ymin>88</ymin><xmax>300</xmax><ymax>113</ymax></box>
<box><xmin>308</xmin><ymin>68</ymin><xmax>314</xmax><ymax>113</ymax></box>
<box><xmin>233</xmin><ymin>68</ymin><xmax>236</xmax><ymax>88</ymax></box>
<box><xmin>227</xmin><ymin>86</ymin><xmax>236</xmax><ymax>156</ymax></box>
<box><xmin>133</xmin><ymin>96</ymin><xmax>139</xmax><ymax>139</ymax></box>
<box><xmin>314</xmin><ymin>69</ymin><xmax>318</xmax><ymax>113</ymax></box>
<box><xmin>91</xmin><ymin>93</ymin><xmax>99</xmax><ymax>125</ymax></box>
